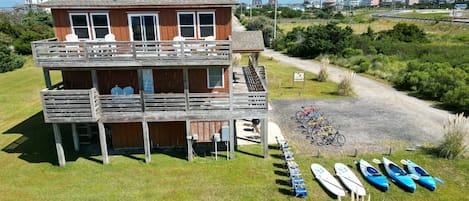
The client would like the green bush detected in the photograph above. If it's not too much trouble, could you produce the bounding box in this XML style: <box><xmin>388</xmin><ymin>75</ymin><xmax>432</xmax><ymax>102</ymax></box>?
<box><xmin>0</xmin><ymin>42</ymin><xmax>25</xmax><ymax>73</ymax></box>
<box><xmin>442</xmin><ymin>86</ymin><xmax>469</xmax><ymax>113</ymax></box>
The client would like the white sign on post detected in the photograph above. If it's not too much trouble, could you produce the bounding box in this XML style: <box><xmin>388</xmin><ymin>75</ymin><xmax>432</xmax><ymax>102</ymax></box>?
<box><xmin>293</xmin><ymin>72</ymin><xmax>305</xmax><ymax>82</ymax></box>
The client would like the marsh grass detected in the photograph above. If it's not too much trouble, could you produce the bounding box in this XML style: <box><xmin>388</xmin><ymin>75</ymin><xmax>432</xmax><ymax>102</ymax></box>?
<box><xmin>438</xmin><ymin>113</ymin><xmax>469</xmax><ymax>159</ymax></box>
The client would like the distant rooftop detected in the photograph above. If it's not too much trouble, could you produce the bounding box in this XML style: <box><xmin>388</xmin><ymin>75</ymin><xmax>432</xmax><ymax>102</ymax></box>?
<box><xmin>41</xmin><ymin>0</ymin><xmax>238</xmax><ymax>8</ymax></box>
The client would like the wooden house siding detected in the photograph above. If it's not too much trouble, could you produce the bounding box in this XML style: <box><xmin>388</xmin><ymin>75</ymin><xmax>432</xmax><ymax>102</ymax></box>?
<box><xmin>189</xmin><ymin>68</ymin><xmax>228</xmax><ymax>93</ymax></box>
<box><xmin>190</xmin><ymin>121</ymin><xmax>228</xmax><ymax>142</ymax></box>
<box><xmin>51</xmin><ymin>7</ymin><xmax>231</xmax><ymax>41</ymax></box>
<box><xmin>97</xmin><ymin>70</ymin><xmax>140</xmax><ymax>94</ymax></box>
<box><xmin>149</xmin><ymin>122</ymin><xmax>186</xmax><ymax>147</ymax></box>
<box><xmin>153</xmin><ymin>69</ymin><xmax>184</xmax><ymax>93</ymax></box>
<box><xmin>52</xmin><ymin>9</ymin><xmax>71</xmax><ymax>41</ymax></box>
<box><xmin>62</xmin><ymin>70</ymin><xmax>92</xmax><ymax>89</ymax></box>
<box><xmin>111</xmin><ymin>123</ymin><xmax>144</xmax><ymax>148</ymax></box>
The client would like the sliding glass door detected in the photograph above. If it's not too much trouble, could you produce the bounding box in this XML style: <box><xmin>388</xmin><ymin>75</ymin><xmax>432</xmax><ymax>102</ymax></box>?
<box><xmin>128</xmin><ymin>14</ymin><xmax>159</xmax><ymax>50</ymax></box>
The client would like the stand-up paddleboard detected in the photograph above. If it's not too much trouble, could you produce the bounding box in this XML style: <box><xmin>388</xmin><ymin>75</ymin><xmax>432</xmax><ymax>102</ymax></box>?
<box><xmin>382</xmin><ymin>157</ymin><xmax>416</xmax><ymax>192</ymax></box>
<box><xmin>402</xmin><ymin>159</ymin><xmax>437</xmax><ymax>191</ymax></box>
<box><xmin>357</xmin><ymin>159</ymin><xmax>389</xmax><ymax>191</ymax></box>
<box><xmin>311</xmin><ymin>163</ymin><xmax>346</xmax><ymax>197</ymax></box>
<box><xmin>334</xmin><ymin>163</ymin><xmax>366</xmax><ymax>197</ymax></box>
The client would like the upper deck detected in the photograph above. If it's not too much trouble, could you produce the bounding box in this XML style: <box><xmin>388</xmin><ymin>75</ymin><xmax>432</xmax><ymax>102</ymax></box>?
<box><xmin>32</xmin><ymin>39</ymin><xmax>231</xmax><ymax>68</ymax></box>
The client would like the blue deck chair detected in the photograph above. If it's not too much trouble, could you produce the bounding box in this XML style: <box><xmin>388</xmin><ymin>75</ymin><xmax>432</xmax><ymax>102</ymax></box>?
<box><xmin>123</xmin><ymin>86</ymin><xmax>134</xmax><ymax>95</ymax></box>
<box><xmin>111</xmin><ymin>85</ymin><xmax>123</xmax><ymax>95</ymax></box>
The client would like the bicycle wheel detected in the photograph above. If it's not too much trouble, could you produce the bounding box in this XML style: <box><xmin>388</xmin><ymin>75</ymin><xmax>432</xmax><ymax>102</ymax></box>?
<box><xmin>334</xmin><ymin>134</ymin><xmax>346</xmax><ymax>146</ymax></box>
<box><xmin>295</xmin><ymin>111</ymin><xmax>305</xmax><ymax>122</ymax></box>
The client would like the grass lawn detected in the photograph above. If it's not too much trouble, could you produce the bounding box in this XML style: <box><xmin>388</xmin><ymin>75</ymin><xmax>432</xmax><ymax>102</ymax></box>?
<box><xmin>1</xmin><ymin>57</ymin><xmax>468</xmax><ymax>200</ymax></box>
<box><xmin>395</xmin><ymin>12</ymin><xmax>452</xmax><ymax>21</ymax></box>
<box><xmin>240</xmin><ymin>54</ymin><xmax>342</xmax><ymax>99</ymax></box>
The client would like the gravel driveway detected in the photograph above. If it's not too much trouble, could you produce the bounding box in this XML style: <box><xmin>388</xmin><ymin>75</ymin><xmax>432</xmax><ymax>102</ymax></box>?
<box><xmin>263</xmin><ymin>50</ymin><xmax>450</xmax><ymax>156</ymax></box>
<box><xmin>232</xmin><ymin>17</ymin><xmax>450</xmax><ymax>155</ymax></box>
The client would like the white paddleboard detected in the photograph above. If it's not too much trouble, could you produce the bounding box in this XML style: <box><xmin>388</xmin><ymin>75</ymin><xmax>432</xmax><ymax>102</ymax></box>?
<box><xmin>311</xmin><ymin>163</ymin><xmax>346</xmax><ymax>197</ymax></box>
<box><xmin>334</xmin><ymin>163</ymin><xmax>366</xmax><ymax>196</ymax></box>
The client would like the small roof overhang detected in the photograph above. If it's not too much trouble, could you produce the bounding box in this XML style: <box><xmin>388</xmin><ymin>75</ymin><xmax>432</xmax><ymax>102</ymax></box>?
<box><xmin>232</xmin><ymin>31</ymin><xmax>265</xmax><ymax>53</ymax></box>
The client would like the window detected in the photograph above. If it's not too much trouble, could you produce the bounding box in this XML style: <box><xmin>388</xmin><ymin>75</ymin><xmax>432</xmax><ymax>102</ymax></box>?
<box><xmin>69</xmin><ymin>13</ymin><xmax>110</xmax><ymax>40</ymax></box>
<box><xmin>178</xmin><ymin>12</ymin><xmax>195</xmax><ymax>38</ymax></box>
<box><xmin>178</xmin><ymin>11</ymin><xmax>216</xmax><ymax>39</ymax></box>
<box><xmin>197</xmin><ymin>12</ymin><xmax>215</xmax><ymax>38</ymax></box>
<box><xmin>128</xmin><ymin>14</ymin><xmax>159</xmax><ymax>41</ymax></box>
<box><xmin>70</xmin><ymin>13</ymin><xmax>90</xmax><ymax>39</ymax></box>
<box><xmin>208</xmin><ymin>67</ymin><xmax>224</xmax><ymax>88</ymax></box>
<box><xmin>91</xmin><ymin>13</ymin><xmax>110</xmax><ymax>39</ymax></box>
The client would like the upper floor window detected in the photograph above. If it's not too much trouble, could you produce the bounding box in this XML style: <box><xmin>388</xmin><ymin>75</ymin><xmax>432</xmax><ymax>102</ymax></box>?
<box><xmin>178</xmin><ymin>12</ymin><xmax>196</xmax><ymax>38</ymax></box>
<box><xmin>198</xmin><ymin>12</ymin><xmax>215</xmax><ymax>38</ymax></box>
<box><xmin>177</xmin><ymin>11</ymin><xmax>215</xmax><ymax>39</ymax></box>
<box><xmin>70</xmin><ymin>13</ymin><xmax>110</xmax><ymax>40</ymax></box>
<box><xmin>207</xmin><ymin>67</ymin><xmax>224</xmax><ymax>88</ymax></box>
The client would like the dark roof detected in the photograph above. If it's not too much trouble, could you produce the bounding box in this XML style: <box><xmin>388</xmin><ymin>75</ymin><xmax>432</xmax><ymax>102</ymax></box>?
<box><xmin>41</xmin><ymin>0</ymin><xmax>238</xmax><ymax>8</ymax></box>
<box><xmin>232</xmin><ymin>31</ymin><xmax>265</xmax><ymax>53</ymax></box>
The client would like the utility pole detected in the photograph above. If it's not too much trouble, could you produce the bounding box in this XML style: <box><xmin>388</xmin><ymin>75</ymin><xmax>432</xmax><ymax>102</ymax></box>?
<box><xmin>250</xmin><ymin>0</ymin><xmax>252</xmax><ymax>19</ymax></box>
<box><xmin>274</xmin><ymin>0</ymin><xmax>278</xmax><ymax>39</ymax></box>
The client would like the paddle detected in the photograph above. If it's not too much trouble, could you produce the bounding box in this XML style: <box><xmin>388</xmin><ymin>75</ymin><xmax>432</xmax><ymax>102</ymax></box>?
<box><xmin>435</xmin><ymin>177</ymin><xmax>445</xmax><ymax>184</ymax></box>
<box><xmin>372</xmin><ymin>158</ymin><xmax>381</xmax><ymax>164</ymax></box>
<box><xmin>400</xmin><ymin>159</ymin><xmax>408</xmax><ymax>165</ymax></box>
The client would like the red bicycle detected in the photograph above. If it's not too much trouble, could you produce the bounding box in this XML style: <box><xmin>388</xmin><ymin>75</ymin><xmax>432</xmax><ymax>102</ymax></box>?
<box><xmin>295</xmin><ymin>106</ymin><xmax>316</xmax><ymax>122</ymax></box>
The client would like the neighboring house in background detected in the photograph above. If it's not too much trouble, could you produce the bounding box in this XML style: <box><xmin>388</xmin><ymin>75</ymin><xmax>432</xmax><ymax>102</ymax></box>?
<box><xmin>252</xmin><ymin>0</ymin><xmax>264</xmax><ymax>8</ymax></box>
<box><xmin>24</xmin><ymin>0</ymin><xmax>49</xmax><ymax>11</ymax></box>
<box><xmin>33</xmin><ymin>0</ymin><xmax>267</xmax><ymax>167</ymax></box>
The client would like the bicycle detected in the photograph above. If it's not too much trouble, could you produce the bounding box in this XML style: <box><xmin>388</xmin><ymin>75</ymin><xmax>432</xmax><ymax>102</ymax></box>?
<box><xmin>295</xmin><ymin>106</ymin><xmax>316</xmax><ymax>122</ymax></box>
<box><xmin>311</xmin><ymin>129</ymin><xmax>346</xmax><ymax>146</ymax></box>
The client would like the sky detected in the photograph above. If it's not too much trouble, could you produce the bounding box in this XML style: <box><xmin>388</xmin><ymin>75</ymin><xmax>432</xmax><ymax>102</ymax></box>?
<box><xmin>0</xmin><ymin>0</ymin><xmax>24</xmax><ymax>8</ymax></box>
<box><xmin>1</xmin><ymin>0</ymin><xmax>304</xmax><ymax>8</ymax></box>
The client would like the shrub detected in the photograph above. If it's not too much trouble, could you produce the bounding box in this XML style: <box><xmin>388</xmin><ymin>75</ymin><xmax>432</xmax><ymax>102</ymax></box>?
<box><xmin>0</xmin><ymin>42</ymin><xmax>25</xmax><ymax>73</ymax></box>
<box><xmin>350</xmin><ymin>56</ymin><xmax>370</xmax><ymax>73</ymax></box>
<box><xmin>336</xmin><ymin>71</ymin><xmax>355</xmax><ymax>96</ymax></box>
<box><xmin>438</xmin><ymin>113</ymin><xmax>469</xmax><ymax>159</ymax></box>
<box><xmin>318</xmin><ymin>58</ymin><xmax>329</xmax><ymax>82</ymax></box>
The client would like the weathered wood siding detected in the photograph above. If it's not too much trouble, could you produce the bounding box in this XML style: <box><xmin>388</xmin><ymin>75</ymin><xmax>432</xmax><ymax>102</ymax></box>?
<box><xmin>189</xmin><ymin>68</ymin><xmax>229</xmax><ymax>93</ymax></box>
<box><xmin>111</xmin><ymin>123</ymin><xmax>144</xmax><ymax>148</ymax></box>
<box><xmin>153</xmin><ymin>69</ymin><xmax>184</xmax><ymax>93</ymax></box>
<box><xmin>97</xmin><ymin>70</ymin><xmax>139</xmax><ymax>94</ymax></box>
<box><xmin>62</xmin><ymin>70</ymin><xmax>92</xmax><ymax>89</ymax></box>
<box><xmin>52</xmin><ymin>7</ymin><xmax>232</xmax><ymax>42</ymax></box>
<box><xmin>51</xmin><ymin>9</ymin><xmax>71</xmax><ymax>41</ymax></box>
<box><xmin>190</xmin><ymin>121</ymin><xmax>228</xmax><ymax>142</ymax></box>
<box><xmin>149</xmin><ymin>122</ymin><xmax>186</xmax><ymax>147</ymax></box>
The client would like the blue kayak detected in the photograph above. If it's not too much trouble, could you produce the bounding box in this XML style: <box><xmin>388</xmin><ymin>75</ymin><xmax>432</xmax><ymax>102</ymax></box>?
<box><xmin>404</xmin><ymin>160</ymin><xmax>436</xmax><ymax>191</ymax></box>
<box><xmin>358</xmin><ymin>159</ymin><xmax>389</xmax><ymax>191</ymax></box>
<box><xmin>382</xmin><ymin>157</ymin><xmax>416</xmax><ymax>193</ymax></box>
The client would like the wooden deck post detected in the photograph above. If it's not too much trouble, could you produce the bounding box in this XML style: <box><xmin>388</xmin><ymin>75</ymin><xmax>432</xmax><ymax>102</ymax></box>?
<box><xmin>183</xmin><ymin>68</ymin><xmax>189</xmax><ymax>111</ymax></box>
<box><xmin>71</xmin><ymin>123</ymin><xmax>79</xmax><ymax>151</ymax></box>
<box><xmin>52</xmin><ymin>124</ymin><xmax>66</xmax><ymax>167</ymax></box>
<box><xmin>262</xmin><ymin>117</ymin><xmax>269</xmax><ymax>159</ymax></box>
<box><xmin>43</xmin><ymin>68</ymin><xmax>52</xmax><ymax>89</ymax></box>
<box><xmin>97</xmin><ymin>122</ymin><xmax>109</xmax><ymax>165</ymax></box>
<box><xmin>229</xmin><ymin>118</ymin><xmax>235</xmax><ymax>159</ymax></box>
<box><xmin>91</xmin><ymin>69</ymin><xmax>98</xmax><ymax>90</ymax></box>
<box><xmin>142</xmin><ymin>120</ymin><xmax>151</xmax><ymax>163</ymax></box>
<box><xmin>186</xmin><ymin>120</ymin><xmax>193</xmax><ymax>161</ymax></box>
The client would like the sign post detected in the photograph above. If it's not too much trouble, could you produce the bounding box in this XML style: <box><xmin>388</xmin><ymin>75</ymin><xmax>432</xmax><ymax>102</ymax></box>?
<box><xmin>293</xmin><ymin>72</ymin><xmax>305</xmax><ymax>88</ymax></box>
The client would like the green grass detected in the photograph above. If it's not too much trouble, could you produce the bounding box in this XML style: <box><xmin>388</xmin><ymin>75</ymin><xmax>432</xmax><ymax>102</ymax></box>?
<box><xmin>240</xmin><ymin>54</ymin><xmax>342</xmax><ymax>99</ymax></box>
<box><xmin>396</xmin><ymin>12</ymin><xmax>452</xmax><ymax>20</ymax></box>
<box><xmin>1</xmin><ymin>57</ymin><xmax>469</xmax><ymax>200</ymax></box>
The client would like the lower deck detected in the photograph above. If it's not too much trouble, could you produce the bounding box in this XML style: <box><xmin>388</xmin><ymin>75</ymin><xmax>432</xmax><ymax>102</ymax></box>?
<box><xmin>52</xmin><ymin>117</ymin><xmax>269</xmax><ymax>167</ymax></box>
